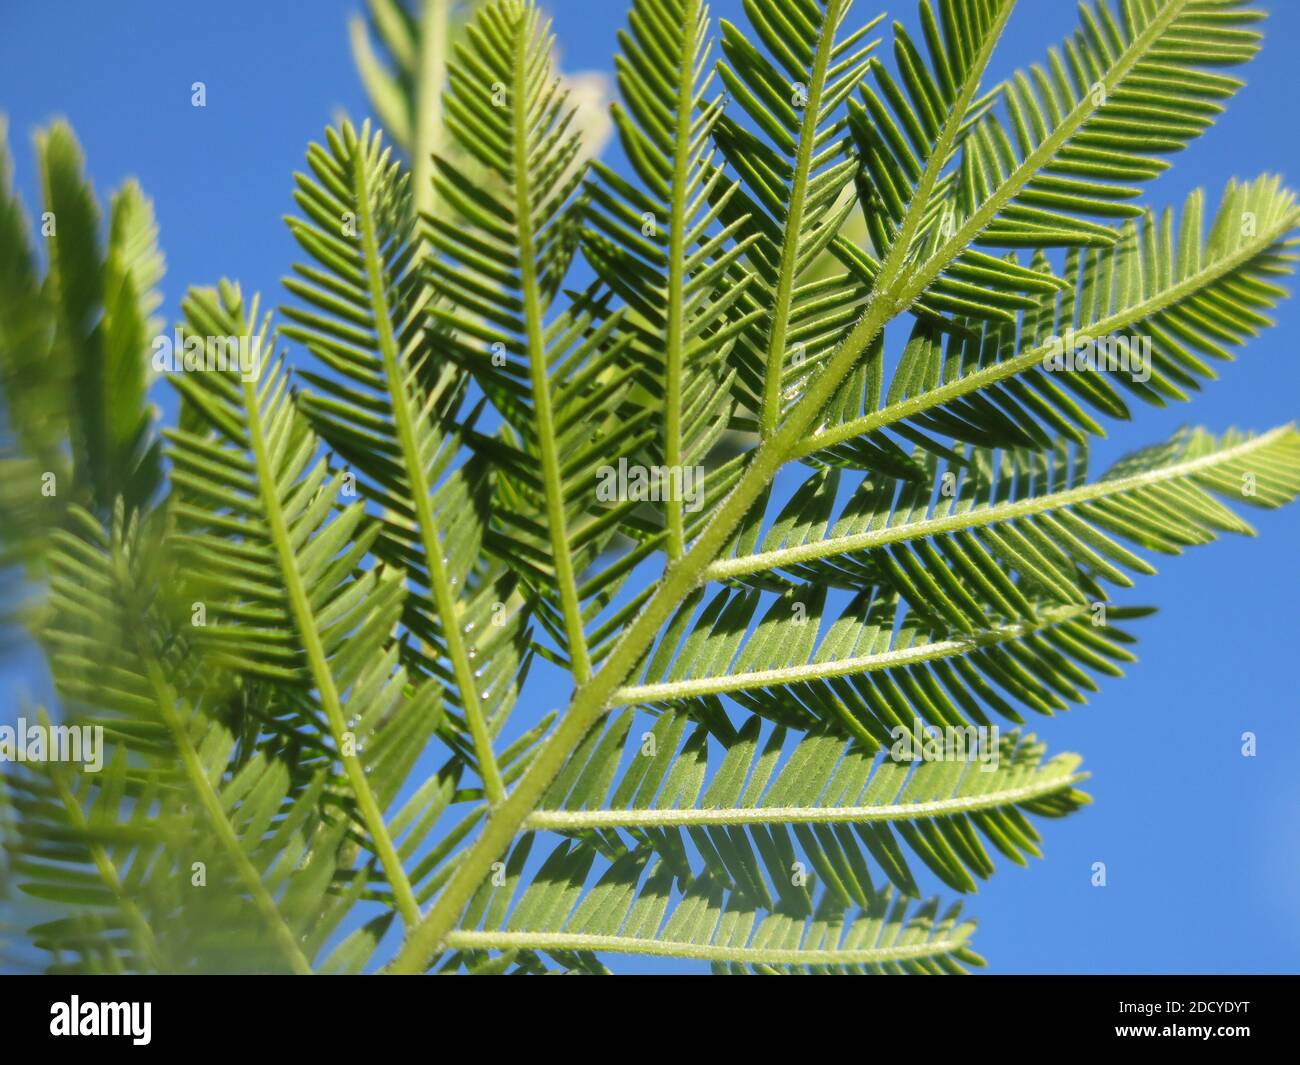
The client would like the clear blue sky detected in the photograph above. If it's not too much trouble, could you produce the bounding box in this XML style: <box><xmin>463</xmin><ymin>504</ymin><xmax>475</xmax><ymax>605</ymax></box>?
<box><xmin>1</xmin><ymin>1</ymin><xmax>1297</xmax><ymax>974</ymax></box>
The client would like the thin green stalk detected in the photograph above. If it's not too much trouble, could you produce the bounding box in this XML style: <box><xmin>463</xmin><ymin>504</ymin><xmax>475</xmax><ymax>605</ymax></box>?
<box><xmin>46</xmin><ymin>742</ymin><xmax>171</xmax><ymax>973</ymax></box>
<box><xmin>613</xmin><ymin>603</ymin><xmax>1087</xmax><ymax>704</ymax></box>
<box><xmin>412</xmin><ymin>0</ymin><xmax>449</xmax><ymax>218</ymax></box>
<box><xmin>442</xmin><ymin>930</ymin><xmax>968</xmax><ymax>965</ymax></box>
<box><xmin>510</xmin><ymin>21</ymin><xmax>593</xmax><ymax>682</ymax></box>
<box><xmin>663</xmin><ymin>0</ymin><xmax>702</xmax><ymax>560</ymax></box>
<box><xmin>758</xmin><ymin>0</ymin><xmax>843</xmax><ymax>439</ymax></box>
<box><xmin>894</xmin><ymin>0</ymin><xmax>1188</xmax><ymax>311</ymax></box>
<box><xmin>708</xmin><ymin>427</ymin><xmax>1291</xmax><ymax>580</ymax></box>
<box><xmin>796</xmin><ymin>209</ymin><xmax>1300</xmax><ymax>459</ymax></box>
<box><xmin>139</xmin><ymin>662</ymin><xmax>315</xmax><ymax>975</ymax></box>
<box><xmin>240</xmin><ymin>374</ymin><xmax>421</xmax><ymax>929</ymax></box>
<box><xmin>352</xmin><ymin>136</ymin><xmax>504</xmax><ymax>805</ymax></box>
<box><xmin>523</xmin><ymin>770</ymin><xmax>1085</xmax><ymax>830</ymax></box>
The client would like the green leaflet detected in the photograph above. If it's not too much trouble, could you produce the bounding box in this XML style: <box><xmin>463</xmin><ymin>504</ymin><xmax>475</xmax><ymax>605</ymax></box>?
<box><xmin>23</xmin><ymin>508</ymin><xmax>369</xmax><ymax>974</ymax></box>
<box><xmin>283</xmin><ymin>120</ymin><xmax>514</xmax><ymax>801</ymax></box>
<box><xmin>714</xmin><ymin>0</ymin><xmax>885</xmax><ymax>434</ymax></box>
<box><xmin>165</xmin><ymin>285</ymin><xmax>434</xmax><ymax>925</ymax></box>
<box><xmin>450</xmin><ymin>837</ymin><xmax>983</xmax><ymax>974</ymax></box>
<box><xmin>0</xmin><ymin>122</ymin><xmax>162</xmax><ymax>585</ymax></box>
<box><xmin>810</xmin><ymin>177</ymin><xmax>1300</xmax><ymax>463</ymax></box>
<box><xmin>711</xmin><ymin>426</ymin><xmax>1300</xmax><ymax>612</ymax></box>
<box><xmin>532</xmin><ymin>708</ymin><xmax>1089</xmax><ymax>896</ymax></box>
<box><xmin>585</xmin><ymin>0</ymin><xmax>749</xmax><ymax>557</ymax></box>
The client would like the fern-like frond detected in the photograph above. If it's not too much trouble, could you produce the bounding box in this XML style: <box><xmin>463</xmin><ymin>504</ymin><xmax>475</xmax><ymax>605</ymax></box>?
<box><xmin>808</xmin><ymin>177</ymin><xmax>1300</xmax><ymax>462</ymax></box>
<box><xmin>847</xmin><ymin>0</ymin><xmax>1033</xmax><ymax>323</ymax></box>
<box><xmin>584</xmin><ymin>0</ymin><xmax>753</xmax><ymax>558</ymax></box>
<box><xmin>426</xmin><ymin>0</ymin><xmax>636</xmax><ymax>680</ymax></box>
<box><xmin>617</xmin><ymin>586</ymin><xmax>1143</xmax><ymax>743</ymax></box>
<box><xmin>709</xmin><ymin>0</ymin><xmax>884</xmax><ymax>435</ymax></box>
<box><xmin>7</xmin><ymin>0</ymin><xmax>1298</xmax><ymax>981</ymax></box>
<box><xmin>282</xmin><ymin>120</ymin><xmax>522</xmax><ymax>802</ymax></box>
<box><xmin>38</xmin><ymin>124</ymin><xmax>161</xmax><ymax>514</ymax></box>
<box><xmin>10</xmin><ymin>509</ymin><xmax>384</xmax><ymax>973</ymax></box>
<box><xmin>350</xmin><ymin>0</ymin><xmax>611</xmax><ymax>221</ymax></box>
<box><xmin>447</xmin><ymin>837</ymin><xmax>982</xmax><ymax>972</ymax></box>
<box><xmin>945</xmin><ymin>0</ymin><xmax>1263</xmax><ymax>256</ymax></box>
<box><xmin>350</xmin><ymin>0</ymin><xmax>463</xmax><ymax>216</ymax></box>
<box><xmin>0</xmin><ymin>121</ymin><xmax>161</xmax><ymax>584</ymax></box>
<box><xmin>710</xmin><ymin>426</ymin><xmax>1300</xmax><ymax>612</ymax></box>
<box><xmin>531</xmin><ymin>707</ymin><xmax>1087</xmax><ymax>896</ymax></box>
<box><xmin>13</xmin><ymin>727</ymin><xmax>394</xmax><ymax>974</ymax></box>
<box><xmin>164</xmin><ymin>284</ymin><xmax>437</xmax><ymax>925</ymax></box>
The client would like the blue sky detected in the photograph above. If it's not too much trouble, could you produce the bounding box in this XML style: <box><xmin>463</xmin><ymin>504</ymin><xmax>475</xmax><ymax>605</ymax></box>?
<box><xmin>1</xmin><ymin>0</ymin><xmax>1297</xmax><ymax>974</ymax></box>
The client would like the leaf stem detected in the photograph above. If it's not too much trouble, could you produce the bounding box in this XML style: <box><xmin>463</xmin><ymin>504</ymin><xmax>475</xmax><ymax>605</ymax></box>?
<box><xmin>139</xmin><ymin>662</ymin><xmax>315</xmax><ymax>974</ymax></box>
<box><xmin>442</xmin><ymin>929</ymin><xmax>969</xmax><ymax>966</ymax></box>
<box><xmin>664</xmin><ymin>0</ymin><xmax>702</xmax><ymax>559</ymax></box>
<box><xmin>352</xmin><ymin>131</ymin><xmax>504</xmax><ymax>805</ymax></box>
<box><xmin>709</xmin><ymin>427</ymin><xmax>1292</xmax><ymax>579</ymax></box>
<box><xmin>523</xmin><ymin>769</ymin><xmax>1085</xmax><ymax>830</ymax></box>
<box><xmin>511</xmin><ymin>17</ymin><xmax>592</xmax><ymax>682</ymax></box>
<box><xmin>240</xmin><ymin>372</ymin><xmax>421</xmax><ymax>929</ymax></box>
<box><xmin>613</xmin><ymin>603</ymin><xmax>1088</xmax><ymax>703</ymax></box>
<box><xmin>758</xmin><ymin>0</ymin><xmax>842</xmax><ymax>439</ymax></box>
<box><xmin>412</xmin><ymin>0</ymin><xmax>449</xmax><ymax>218</ymax></box>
